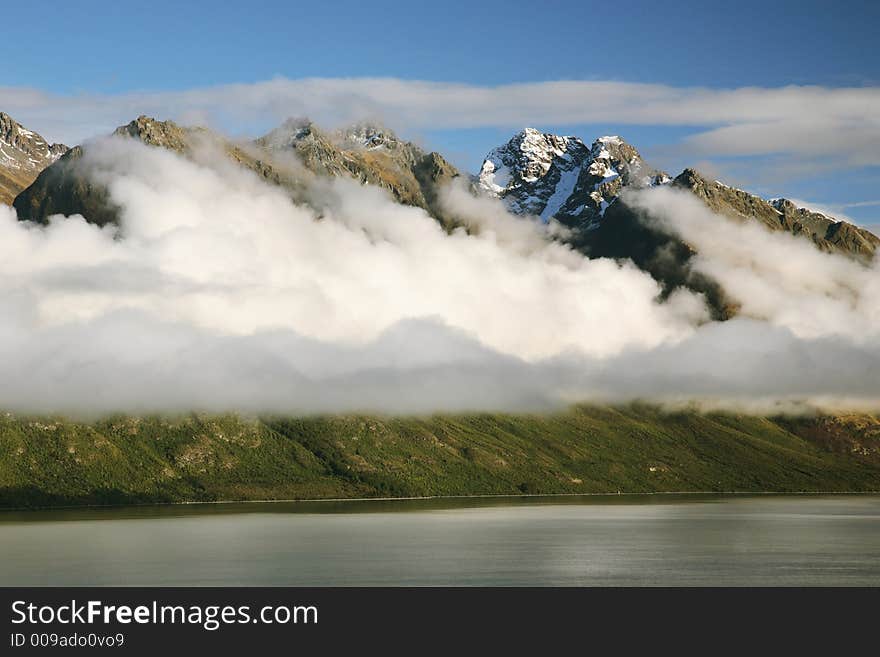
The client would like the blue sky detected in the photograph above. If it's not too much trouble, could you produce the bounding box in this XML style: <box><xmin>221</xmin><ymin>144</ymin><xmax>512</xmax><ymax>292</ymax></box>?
<box><xmin>8</xmin><ymin>0</ymin><xmax>877</xmax><ymax>91</ymax></box>
<box><xmin>4</xmin><ymin>0</ymin><xmax>879</xmax><ymax>228</ymax></box>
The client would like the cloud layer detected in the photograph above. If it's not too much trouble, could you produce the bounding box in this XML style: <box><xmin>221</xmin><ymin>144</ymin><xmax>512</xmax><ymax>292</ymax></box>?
<box><xmin>3</xmin><ymin>78</ymin><xmax>879</xmax><ymax>173</ymax></box>
<box><xmin>1</xmin><ymin>137</ymin><xmax>879</xmax><ymax>415</ymax></box>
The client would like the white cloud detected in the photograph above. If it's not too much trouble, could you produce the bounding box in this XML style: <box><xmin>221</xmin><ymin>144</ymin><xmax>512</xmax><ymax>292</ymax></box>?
<box><xmin>625</xmin><ymin>187</ymin><xmax>880</xmax><ymax>341</ymax></box>
<box><xmin>1</xmin><ymin>135</ymin><xmax>880</xmax><ymax>415</ymax></box>
<box><xmin>3</xmin><ymin>78</ymin><xmax>879</xmax><ymax>173</ymax></box>
<box><xmin>0</xmin><ymin>137</ymin><xmax>710</xmax><ymax>414</ymax></box>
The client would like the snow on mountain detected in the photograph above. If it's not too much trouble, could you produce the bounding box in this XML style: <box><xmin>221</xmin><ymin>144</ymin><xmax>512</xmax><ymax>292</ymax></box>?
<box><xmin>334</xmin><ymin>121</ymin><xmax>402</xmax><ymax>151</ymax></box>
<box><xmin>0</xmin><ymin>112</ymin><xmax>68</xmax><ymax>204</ymax></box>
<box><xmin>478</xmin><ymin>128</ymin><xmax>668</xmax><ymax>226</ymax></box>
<box><xmin>0</xmin><ymin>112</ymin><xmax>67</xmax><ymax>174</ymax></box>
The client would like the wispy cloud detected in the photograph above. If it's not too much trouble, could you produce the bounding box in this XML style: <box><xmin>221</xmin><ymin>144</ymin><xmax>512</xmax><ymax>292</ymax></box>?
<box><xmin>2</xmin><ymin>78</ymin><xmax>879</xmax><ymax>177</ymax></box>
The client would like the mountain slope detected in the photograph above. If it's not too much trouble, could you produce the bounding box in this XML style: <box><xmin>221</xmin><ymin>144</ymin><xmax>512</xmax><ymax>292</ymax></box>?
<box><xmin>14</xmin><ymin>115</ymin><xmax>336</xmax><ymax>227</ymax></box>
<box><xmin>1</xmin><ymin>406</ymin><xmax>878</xmax><ymax>507</ymax></box>
<box><xmin>12</xmin><ymin>118</ymin><xmax>878</xmax><ymax>324</ymax></box>
<box><xmin>672</xmin><ymin>168</ymin><xmax>880</xmax><ymax>262</ymax></box>
<box><xmin>14</xmin><ymin>115</ymin><xmax>460</xmax><ymax>227</ymax></box>
<box><xmin>0</xmin><ymin>112</ymin><xmax>67</xmax><ymax>204</ymax></box>
<box><xmin>475</xmin><ymin>128</ymin><xmax>879</xmax><ymax>319</ymax></box>
<box><xmin>256</xmin><ymin>118</ymin><xmax>460</xmax><ymax>221</ymax></box>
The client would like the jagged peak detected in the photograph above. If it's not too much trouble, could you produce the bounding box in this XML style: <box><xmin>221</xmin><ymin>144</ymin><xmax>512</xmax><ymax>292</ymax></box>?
<box><xmin>486</xmin><ymin>130</ymin><xmax>647</xmax><ymax>176</ymax></box>
<box><xmin>504</xmin><ymin>127</ymin><xmax>583</xmax><ymax>152</ymax></box>
<box><xmin>478</xmin><ymin>129</ymin><xmax>668</xmax><ymax>223</ymax></box>
<box><xmin>588</xmin><ymin>134</ymin><xmax>643</xmax><ymax>164</ymax></box>
<box><xmin>771</xmin><ymin>197</ymin><xmax>846</xmax><ymax>223</ymax></box>
<box><xmin>770</xmin><ymin>197</ymin><xmax>793</xmax><ymax>212</ymax></box>
<box><xmin>0</xmin><ymin>111</ymin><xmax>66</xmax><ymax>149</ymax></box>
<box><xmin>481</xmin><ymin>128</ymin><xmax>588</xmax><ymax>188</ymax></box>
<box><xmin>256</xmin><ymin>117</ymin><xmax>325</xmax><ymax>150</ymax></box>
<box><xmin>596</xmin><ymin>135</ymin><xmax>623</xmax><ymax>144</ymax></box>
<box><xmin>335</xmin><ymin>120</ymin><xmax>402</xmax><ymax>151</ymax></box>
<box><xmin>480</xmin><ymin>130</ymin><xmax>648</xmax><ymax>188</ymax></box>
<box><xmin>673</xmin><ymin>167</ymin><xmax>708</xmax><ymax>186</ymax></box>
<box><xmin>674</xmin><ymin>169</ymin><xmax>754</xmax><ymax>197</ymax></box>
<box><xmin>0</xmin><ymin>111</ymin><xmax>68</xmax><ymax>174</ymax></box>
<box><xmin>112</xmin><ymin>115</ymin><xmax>194</xmax><ymax>152</ymax></box>
<box><xmin>0</xmin><ymin>111</ymin><xmax>24</xmax><ymax>137</ymax></box>
<box><xmin>114</xmin><ymin>114</ymin><xmax>177</xmax><ymax>134</ymax></box>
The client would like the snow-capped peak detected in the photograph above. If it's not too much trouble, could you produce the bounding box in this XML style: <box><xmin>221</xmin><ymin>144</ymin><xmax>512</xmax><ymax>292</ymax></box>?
<box><xmin>0</xmin><ymin>111</ymin><xmax>68</xmax><ymax>173</ymax></box>
<box><xmin>478</xmin><ymin>128</ymin><xmax>589</xmax><ymax>202</ymax></box>
<box><xmin>478</xmin><ymin>129</ymin><xmax>667</xmax><ymax>225</ymax></box>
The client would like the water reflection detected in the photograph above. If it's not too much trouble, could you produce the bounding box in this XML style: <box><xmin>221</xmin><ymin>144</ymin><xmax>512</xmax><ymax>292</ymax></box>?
<box><xmin>0</xmin><ymin>495</ymin><xmax>877</xmax><ymax>586</ymax></box>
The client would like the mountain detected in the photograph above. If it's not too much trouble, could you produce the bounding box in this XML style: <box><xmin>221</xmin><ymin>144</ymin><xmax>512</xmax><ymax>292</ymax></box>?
<box><xmin>256</xmin><ymin>118</ymin><xmax>460</xmax><ymax>221</ymax></box>
<box><xmin>0</xmin><ymin>112</ymin><xmax>67</xmax><ymax>204</ymax></box>
<box><xmin>477</xmin><ymin>128</ymin><xmax>878</xmax><ymax>264</ymax></box>
<box><xmin>474</xmin><ymin>128</ymin><xmax>880</xmax><ymax>318</ymax></box>
<box><xmin>477</xmin><ymin>128</ymin><xmax>668</xmax><ymax>227</ymax></box>
<box><xmin>13</xmin><ymin>115</ymin><xmax>316</xmax><ymax>226</ymax></box>
<box><xmin>11</xmin><ymin>117</ymin><xmax>878</xmax><ymax>318</ymax></box>
<box><xmin>2</xmin><ymin>406</ymin><xmax>879</xmax><ymax>507</ymax></box>
<box><xmin>672</xmin><ymin>168</ymin><xmax>880</xmax><ymax>261</ymax></box>
<box><xmin>14</xmin><ymin>115</ymin><xmax>460</xmax><ymax>227</ymax></box>
<box><xmin>5</xmin><ymin>120</ymin><xmax>880</xmax><ymax>508</ymax></box>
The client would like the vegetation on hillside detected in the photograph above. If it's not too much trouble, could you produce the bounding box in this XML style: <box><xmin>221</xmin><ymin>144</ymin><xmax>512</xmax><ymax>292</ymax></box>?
<box><xmin>1</xmin><ymin>406</ymin><xmax>878</xmax><ymax>508</ymax></box>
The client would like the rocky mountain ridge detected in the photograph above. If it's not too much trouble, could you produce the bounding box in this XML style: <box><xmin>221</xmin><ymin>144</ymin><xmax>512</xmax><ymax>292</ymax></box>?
<box><xmin>477</xmin><ymin>128</ymin><xmax>877</xmax><ymax>262</ymax></box>
<box><xmin>0</xmin><ymin>112</ymin><xmax>68</xmax><ymax>204</ymax></box>
<box><xmin>472</xmin><ymin>128</ymin><xmax>879</xmax><ymax>319</ymax></box>
<box><xmin>13</xmin><ymin>114</ymin><xmax>460</xmax><ymax>227</ymax></box>
<box><xmin>256</xmin><ymin>117</ymin><xmax>460</xmax><ymax>218</ymax></box>
<box><xmin>672</xmin><ymin>168</ymin><xmax>879</xmax><ymax>261</ymax></box>
<box><xmin>6</xmin><ymin>112</ymin><xmax>878</xmax><ymax>299</ymax></box>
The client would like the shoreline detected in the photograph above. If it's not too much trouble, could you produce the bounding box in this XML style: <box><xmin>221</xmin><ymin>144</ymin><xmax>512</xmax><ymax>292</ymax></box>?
<box><xmin>2</xmin><ymin>488</ymin><xmax>879</xmax><ymax>515</ymax></box>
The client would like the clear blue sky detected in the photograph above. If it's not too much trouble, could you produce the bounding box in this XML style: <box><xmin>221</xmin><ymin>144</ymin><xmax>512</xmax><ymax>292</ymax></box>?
<box><xmin>4</xmin><ymin>0</ymin><xmax>879</xmax><ymax>226</ymax></box>
<box><xmin>8</xmin><ymin>0</ymin><xmax>877</xmax><ymax>91</ymax></box>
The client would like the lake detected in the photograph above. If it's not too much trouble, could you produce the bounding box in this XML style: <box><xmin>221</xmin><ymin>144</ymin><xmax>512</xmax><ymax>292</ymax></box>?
<box><xmin>1</xmin><ymin>495</ymin><xmax>878</xmax><ymax>586</ymax></box>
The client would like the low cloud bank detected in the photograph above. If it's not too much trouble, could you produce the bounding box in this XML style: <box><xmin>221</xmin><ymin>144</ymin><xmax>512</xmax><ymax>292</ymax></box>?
<box><xmin>1</xmin><ymin>138</ymin><xmax>878</xmax><ymax>415</ymax></box>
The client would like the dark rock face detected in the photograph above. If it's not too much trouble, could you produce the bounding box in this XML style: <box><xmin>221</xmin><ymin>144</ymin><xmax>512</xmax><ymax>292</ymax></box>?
<box><xmin>574</xmin><ymin>199</ymin><xmax>737</xmax><ymax>319</ymax></box>
<box><xmin>13</xmin><ymin>146</ymin><xmax>118</xmax><ymax>226</ymax></box>
<box><xmin>0</xmin><ymin>111</ymin><xmax>68</xmax><ymax>204</ymax></box>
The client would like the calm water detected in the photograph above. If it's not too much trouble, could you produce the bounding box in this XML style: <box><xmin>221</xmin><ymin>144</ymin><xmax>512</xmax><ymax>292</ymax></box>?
<box><xmin>1</xmin><ymin>495</ymin><xmax>878</xmax><ymax>586</ymax></box>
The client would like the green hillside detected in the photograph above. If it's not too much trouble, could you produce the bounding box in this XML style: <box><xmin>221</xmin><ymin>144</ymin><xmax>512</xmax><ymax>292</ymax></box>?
<box><xmin>1</xmin><ymin>406</ymin><xmax>878</xmax><ymax>508</ymax></box>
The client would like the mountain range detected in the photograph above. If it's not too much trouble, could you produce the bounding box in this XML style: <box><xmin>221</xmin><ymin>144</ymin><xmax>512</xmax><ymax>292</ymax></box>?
<box><xmin>475</xmin><ymin>127</ymin><xmax>878</xmax><ymax>260</ymax></box>
<box><xmin>2</xmin><ymin>112</ymin><xmax>879</xmax><ymax>319</ymax></box>
<box><xmin>11</xmin><ymin>114</ymin><xmax>461</xmax><ymax>229</ymax></box>
<box><xmin>2</xmin><ymin>112</ymin><xmax>880</xmax><ymax>504</ymax></box>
